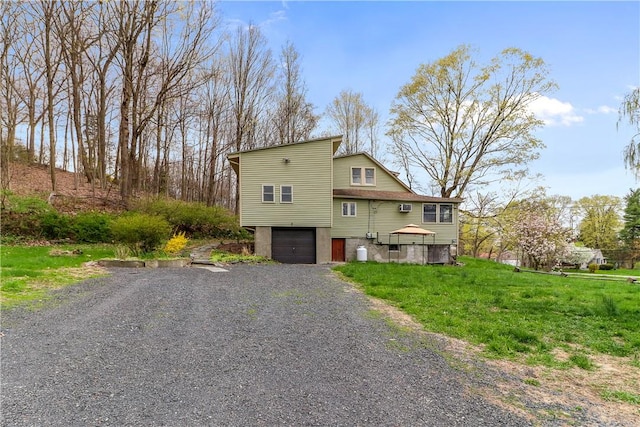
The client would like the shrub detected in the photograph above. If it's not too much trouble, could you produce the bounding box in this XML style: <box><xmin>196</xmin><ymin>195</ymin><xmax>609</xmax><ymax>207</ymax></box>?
<box><xmin>110</xmin><ymin>213</ymin><xmax>171</xmax><ymax>255</ymax></box>
<box><xmin>40</xmin><ymin>211</ymin><xmax>73</xmax><ymax>240</ymax></box>
<box><xmin>588</xmin><ymin>263</ymin><xmax>598</xmax><ymax>273</ymax></box>
<box><xmin>133</xmin><ymin>198</ymin><xmax>237</xmax><ymax>238</ymax></box>
<box><xmin>164</xmin><ymin>231</ymin><xmax>189</xmax><ymax>256</ymax></box>
<box><xmin>598</xmin><ymin>263</ymin><xmax>614</xmax><ymax>271</ymax></box>
<box><xmin>72</xmin><ymin>211</ymin><xmax>113</xmax><ymax>243</ymax></box>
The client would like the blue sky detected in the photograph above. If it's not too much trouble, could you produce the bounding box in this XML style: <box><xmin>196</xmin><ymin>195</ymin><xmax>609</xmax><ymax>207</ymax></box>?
<box><xmin>217</xmin><ymin>1</ymin><xmax>639</xmax><ymax>201</ymax></box>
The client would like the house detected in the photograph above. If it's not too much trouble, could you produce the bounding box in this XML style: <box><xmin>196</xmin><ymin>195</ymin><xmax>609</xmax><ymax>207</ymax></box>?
<box><xmin>227</xmin><ymin>136</ymin><xmax>462</xmax><ymax>264</ymax></box>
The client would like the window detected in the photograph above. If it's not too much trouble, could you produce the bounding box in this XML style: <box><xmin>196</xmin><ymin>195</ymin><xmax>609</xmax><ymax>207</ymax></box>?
<box><xmin>351</xmin><ymin>167</ymin><xmax>376</xmax><ymax>186</ymax></box>
<box><xmin>365</xmin><ymin>168</ymin><xmax>375</xmax><ymax>185</ymax></box>
<box><xmin>280</xmin><ymin>185</ymin><xmax>293</xmax><ymax>203</ymax></box>
<box><xmin>351</xmin><ymin>168</ymin><xmax>362</xmax><ymax>185</ymax></box>
<box><xmin>423</xmin><ymin>204</ymin><xmax>437</xmax><ymax>223</ymax></box>
<box><xmin>342</xmin><ymin>202</ymin><xmax>357</xmax><ymax>217</ymax></box>
<box><xmin>440</xmin><ymin>204</ymin><xmax>453</xmax><ymax>223</ymax></box>
<box><xmin>423</xmin><ymin>203</ymin><xmax>454</xmax><ymax>223</ymax></box>
<box><xmin>262</xmin><ymin>185</ymin><xmax>274</xmax><ymax>203</ymax></box>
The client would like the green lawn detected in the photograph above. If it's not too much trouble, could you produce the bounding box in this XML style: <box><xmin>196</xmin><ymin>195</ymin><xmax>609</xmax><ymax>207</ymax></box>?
<box><xmin>0</xmin><ymin>244</ymin><xmax>114</xmax><ymax>307</ymax></box>
<box><xmin>335</xmin><ymin>257</ymin><xmax>640</xmax><ymax>368</ymax></box>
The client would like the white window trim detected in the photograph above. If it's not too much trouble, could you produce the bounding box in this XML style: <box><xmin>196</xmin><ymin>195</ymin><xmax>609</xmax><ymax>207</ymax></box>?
<box><xmin>342</xmin><ymin>201</ymin><xmax>357</xmax><ymax>217</ymax></box>
<box><xmin>262</xmin><ymin>184</ymin><xmax>275</xmax><ymax>203</ymax></box>
<box><xmin>280</xmin><ymin>185</ymin><xmax>293</xmax><ymax>203</ymax></box>
<box><xmin>422</xmin><ymin>203</ymin><xmax>437</xmax><ymax>223</ymax></box>
<box><xmin>422</xmin><ymin>203</ymin><xmax>454</xmax><ymax>223</ymax></box>
<box><xmin>351</xmin><ymin>167</ymin><xmax>376</xmax><ymax>186</ymax></box>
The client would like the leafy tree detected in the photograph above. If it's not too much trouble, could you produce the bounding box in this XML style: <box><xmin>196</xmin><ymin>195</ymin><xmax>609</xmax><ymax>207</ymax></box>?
<box><xmin>619</xmin><ymin>188</ymin><xmax>640</xmax><ymax>267</ymax></box>
<box><xmin>574</xmin><ymin>195</ymin><xmax>621</xmax><ymax>250</ymax></box>
<box><xmin>388</xmin><ymin>45</ymin><xmax>556</xmax><ymax>198</ymax></box>
<box><xmin>620</xmin><ymin>88</ymin><xmax>640</xmax><ymax>177</ymax></box>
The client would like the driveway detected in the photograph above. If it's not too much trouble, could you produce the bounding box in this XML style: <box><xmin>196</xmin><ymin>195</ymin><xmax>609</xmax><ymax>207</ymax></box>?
<box><xmin>1</xmin><ymin>264</ymin><xmax>529</xmax><ymax>426</ymax></box>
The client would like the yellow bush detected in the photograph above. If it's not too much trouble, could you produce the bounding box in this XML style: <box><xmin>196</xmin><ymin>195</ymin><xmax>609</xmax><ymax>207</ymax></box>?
<box><xmin>164</xmin><ymin>231</ymin><xmax>188</xmax><ymax>256</ymax></box>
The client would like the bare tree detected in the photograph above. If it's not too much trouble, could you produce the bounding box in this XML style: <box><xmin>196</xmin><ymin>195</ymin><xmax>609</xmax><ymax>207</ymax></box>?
<box><xmin>271</xmin><ymin>41</ymin><xmax>318</xmax><ymax>145</ymax></box>
<box><xmin>225</xmin><ymin>24</ymin><xmax>275</xmax><ymax>210</ymax></box>
<box><xmin>326</xmin><ymin>89</ymin><xmax>378</xmax><ymax>156</ymax></box>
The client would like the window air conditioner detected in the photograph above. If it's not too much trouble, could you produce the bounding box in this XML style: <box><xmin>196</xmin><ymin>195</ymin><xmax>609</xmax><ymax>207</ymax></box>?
<box><xmin>399</xmin><ymin>203</ymin><xmax>412</xmax><ymax>213</ymax></box>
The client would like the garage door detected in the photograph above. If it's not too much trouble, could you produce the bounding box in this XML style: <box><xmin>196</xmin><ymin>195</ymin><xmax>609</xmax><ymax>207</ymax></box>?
<box><xmin>272</xmin><ymin>228</ymin><xmax>316</xmax><ymax>264</ymax></box>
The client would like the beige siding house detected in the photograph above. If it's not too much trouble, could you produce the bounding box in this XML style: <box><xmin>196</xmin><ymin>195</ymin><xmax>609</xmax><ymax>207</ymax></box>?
<box><xmin>228</xmin><ymin>136</ymin><xmax>462</xmax><ymax>264</ymax></box>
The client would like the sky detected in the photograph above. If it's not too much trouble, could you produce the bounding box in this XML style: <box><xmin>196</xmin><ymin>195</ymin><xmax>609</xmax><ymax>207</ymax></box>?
<box><xmin>215</xmin><ymin>1</ymin><xmax>640</xmax><ymax>201</ymax></box>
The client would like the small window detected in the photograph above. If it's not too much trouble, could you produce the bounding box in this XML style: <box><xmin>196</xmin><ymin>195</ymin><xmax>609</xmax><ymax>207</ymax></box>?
<box><xmin>262</xmin><ymin>185</ymin><xmax>274</xmax><ymax>203</ymax></box>
<box><xmin>440</xmin><ymin>204</ymin><xmax>453</xmax><ymax>223</ymax></box>
<box><xmin>351</xmin><ymin>168</ymin><xmax>362</xmax><ymax>185</ymax></box>
<box><xmin>342</xmin><ymin>202</ymin><xmax>357</xmax><ymax>217</ymax></box>
<box><xmin>280</xmin><ymin>185</ymin><xmax>293</xmax><ymax>203</ymax></box>
<box><xmin>365</xmin><ymin>168</ymin><xmax>375</xmax><ymax>185</ymax></box>
<box><xmin>423</xmin><ymin>204</ymin><xmax>436</xmax><ymax>223</ymax></box>
<box><xmin>389</xmin><ymin>244</ymin><xmax>399</xmax><ymax>251</ymax></box>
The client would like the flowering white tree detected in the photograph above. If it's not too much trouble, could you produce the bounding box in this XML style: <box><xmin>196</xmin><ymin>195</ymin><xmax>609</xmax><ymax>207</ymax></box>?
<box><xmin>511</xmin><ymin>211</ymin><xmax>571</xmax><ymax>270</ymax></box>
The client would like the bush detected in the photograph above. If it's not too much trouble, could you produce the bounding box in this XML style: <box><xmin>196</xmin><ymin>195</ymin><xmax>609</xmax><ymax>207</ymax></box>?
<box><xmin>110</xmin><ymin>213</ymin><xmax>171</xmax><ymax>255</ymax></box>
<box><xmin>40</xmin><ymin>211</ymin><xmax>73</xmax><ymax>240</ymax></box>
<box><xmin>133</xmin><ymin>198</ymin><xmax>238</xmax><ymax>238</ymax></box>
<box><xmin>163</xmin><ymin>231</ymin><xmax>188</xmax><ymax>256</ymax></box>
<box><xmin>598</xmin><ymin>263</ymin><xmax>615</xmax><ymax>271</ymax></box>
<box><xmin>72</xmin><ymin>211</ymin><xmax>113</xmax><ymax>243</ymax></box>
<box><xmin>588</xmin><ymin>263</ymin><xmax>598</xmax><ymax>273</ymax></box>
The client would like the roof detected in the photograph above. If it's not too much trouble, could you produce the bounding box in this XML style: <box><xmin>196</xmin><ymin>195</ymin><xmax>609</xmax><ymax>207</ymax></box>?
<box><xmin>227</xmin><ymin>135</ymin><xmax>343</xmax><ymax>158</ymax></box>
<box><xmin>390</xmin><ymin>224</ymin><xmax>436</xmax><ymax>235</ymax></box>
<box><xmin>333</xmin><ymin>188</ymin><xmax>462</xmax><ymax>203</ymax></box>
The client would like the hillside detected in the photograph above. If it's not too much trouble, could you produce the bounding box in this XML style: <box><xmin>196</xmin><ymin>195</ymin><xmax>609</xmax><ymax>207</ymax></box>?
<box><xmin>3</xmin><ymin>162</ymin><xmax>124</xmax><ymax>213</ymax></box>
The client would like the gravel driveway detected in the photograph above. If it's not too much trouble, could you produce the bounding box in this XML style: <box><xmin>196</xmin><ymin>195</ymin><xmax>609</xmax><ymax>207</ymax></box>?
<box><xmin>1</xmin><ymin>264</ymin><xmax>530</xmax><ymax>426</ymax></box>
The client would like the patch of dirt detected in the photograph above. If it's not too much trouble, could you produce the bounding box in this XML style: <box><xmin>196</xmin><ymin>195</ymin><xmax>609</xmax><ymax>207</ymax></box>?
<box><xmin>3</xmin><ymin>162</ymin><xmax>124</xmax><ymax>213</ymax></box>
<box><xmin>364</xmin><ymin>295</ymin><xmax>640</xmax><ymax>426</ymax></box>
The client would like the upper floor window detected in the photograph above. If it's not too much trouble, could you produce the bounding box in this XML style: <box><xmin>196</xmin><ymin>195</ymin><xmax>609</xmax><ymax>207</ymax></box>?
<box><xmin>262</xmin><ymin>184</ymin><xmax>275</xmax><ymax>203</ymax></box>
<box><xmin>423</xmin><ymin>203</ymin><xmax>453</xmax><ymax>223</ymax></box>
<box><xmin>280</xmin><ymin>185</ymin><xmax>293</xmax><ymax>203</ymax></box>
<box><xmin>342</xmin><ymin>202</ymin><xmax>357</xmax><ymax>217</ymax></box>
<box><xmin>351</xmin><ymin>167</ymin><xmax>375</xmax><ymax>186</ymax></box>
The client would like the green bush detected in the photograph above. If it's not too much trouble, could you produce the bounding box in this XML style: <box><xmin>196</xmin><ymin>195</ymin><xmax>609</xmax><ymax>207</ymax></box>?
<box><xmin>598</xmin><ymin>263</ymin><xmax>614</xmax><ymax>271</ymax></box>
<box><xmin>40</xmin><ymin>211</ymin><xmax>73</xmax><ymax>240</ymax></box>
<box><xmin>110</xmin><ymin>213</ymin><xmax>171</xmax><ymax>255</ymax></box>
<box><xmin>588</xmin><ymin>263</ymin><xmax>598</xmax><ymax>273</ymax></box>
<box><xmin>72</xmin><ymin>211</ymin><xmax>113</xmax><ymax>243</ymax></box>
<box><xmin>133</xmin><ymin>198</ymin><xmax>237</xmax><ymax>238</ymax></box>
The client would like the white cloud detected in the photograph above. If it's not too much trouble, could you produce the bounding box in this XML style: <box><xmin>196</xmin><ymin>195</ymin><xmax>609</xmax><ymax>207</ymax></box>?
<box><xmin>585</xmin><ymin>105</ymin><xmax>617</xmax><ymax>115</ymax></box>
<box><xmin>528</xmin><ymin>95</ymin><xmax>584</xmax><ymax>127</ymax></box>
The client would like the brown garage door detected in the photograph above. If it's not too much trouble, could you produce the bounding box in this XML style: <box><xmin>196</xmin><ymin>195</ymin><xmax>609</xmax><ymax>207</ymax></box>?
<box><xmin>272</xmin><ymin>228</ymin><xmax>316</xmax><ymax>264</ymax></box>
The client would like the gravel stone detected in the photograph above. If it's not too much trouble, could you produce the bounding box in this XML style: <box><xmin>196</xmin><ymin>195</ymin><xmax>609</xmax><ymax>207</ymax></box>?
<box><xmin>1</xmin><ymin>264</ymin><xmax>531</xmax><ymax>426</ymax></box>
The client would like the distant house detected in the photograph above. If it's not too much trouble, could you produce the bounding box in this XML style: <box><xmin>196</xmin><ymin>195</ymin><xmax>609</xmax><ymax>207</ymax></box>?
<box><xmin>588</xmin><ymin>249</ymin><xmax>607</xmax><ymax>266</ymax></box>
<box><xmin>227</xmin><ymin>136</ymin><xmax>462</xmax><ymax>264</ymax></box>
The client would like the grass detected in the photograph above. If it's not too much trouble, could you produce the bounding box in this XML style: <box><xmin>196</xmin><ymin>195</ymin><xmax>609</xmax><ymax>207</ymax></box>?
<box><xmin>209</xmin><ymin>249</ymin><xmax>271</xmax><ymax>264</ymax></box>
<box><xmin>334</xmin><ymin>257</ymin><xmax>640</xmax><ymax>368</ymax></box>
<box><xmin>1</xmin><ymin>244</ymin><xmax>114</xmax><ymax>307</ymax></box>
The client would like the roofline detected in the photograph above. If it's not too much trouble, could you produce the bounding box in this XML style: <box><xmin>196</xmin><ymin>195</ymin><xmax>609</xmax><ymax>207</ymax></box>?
<box><xmin>333</xmin><ymin>190</ymin><xmax>462</xmax><ymax>203</ymax></box>
<box><xmin>333</xmin><ymin>151</ymin><xmax>414</xmax><ymax>193</ymax></box>
<box><xmin>227</xmin><ymin>135</ymin><xmax>343</xmax><ymax>158</ymax></box>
